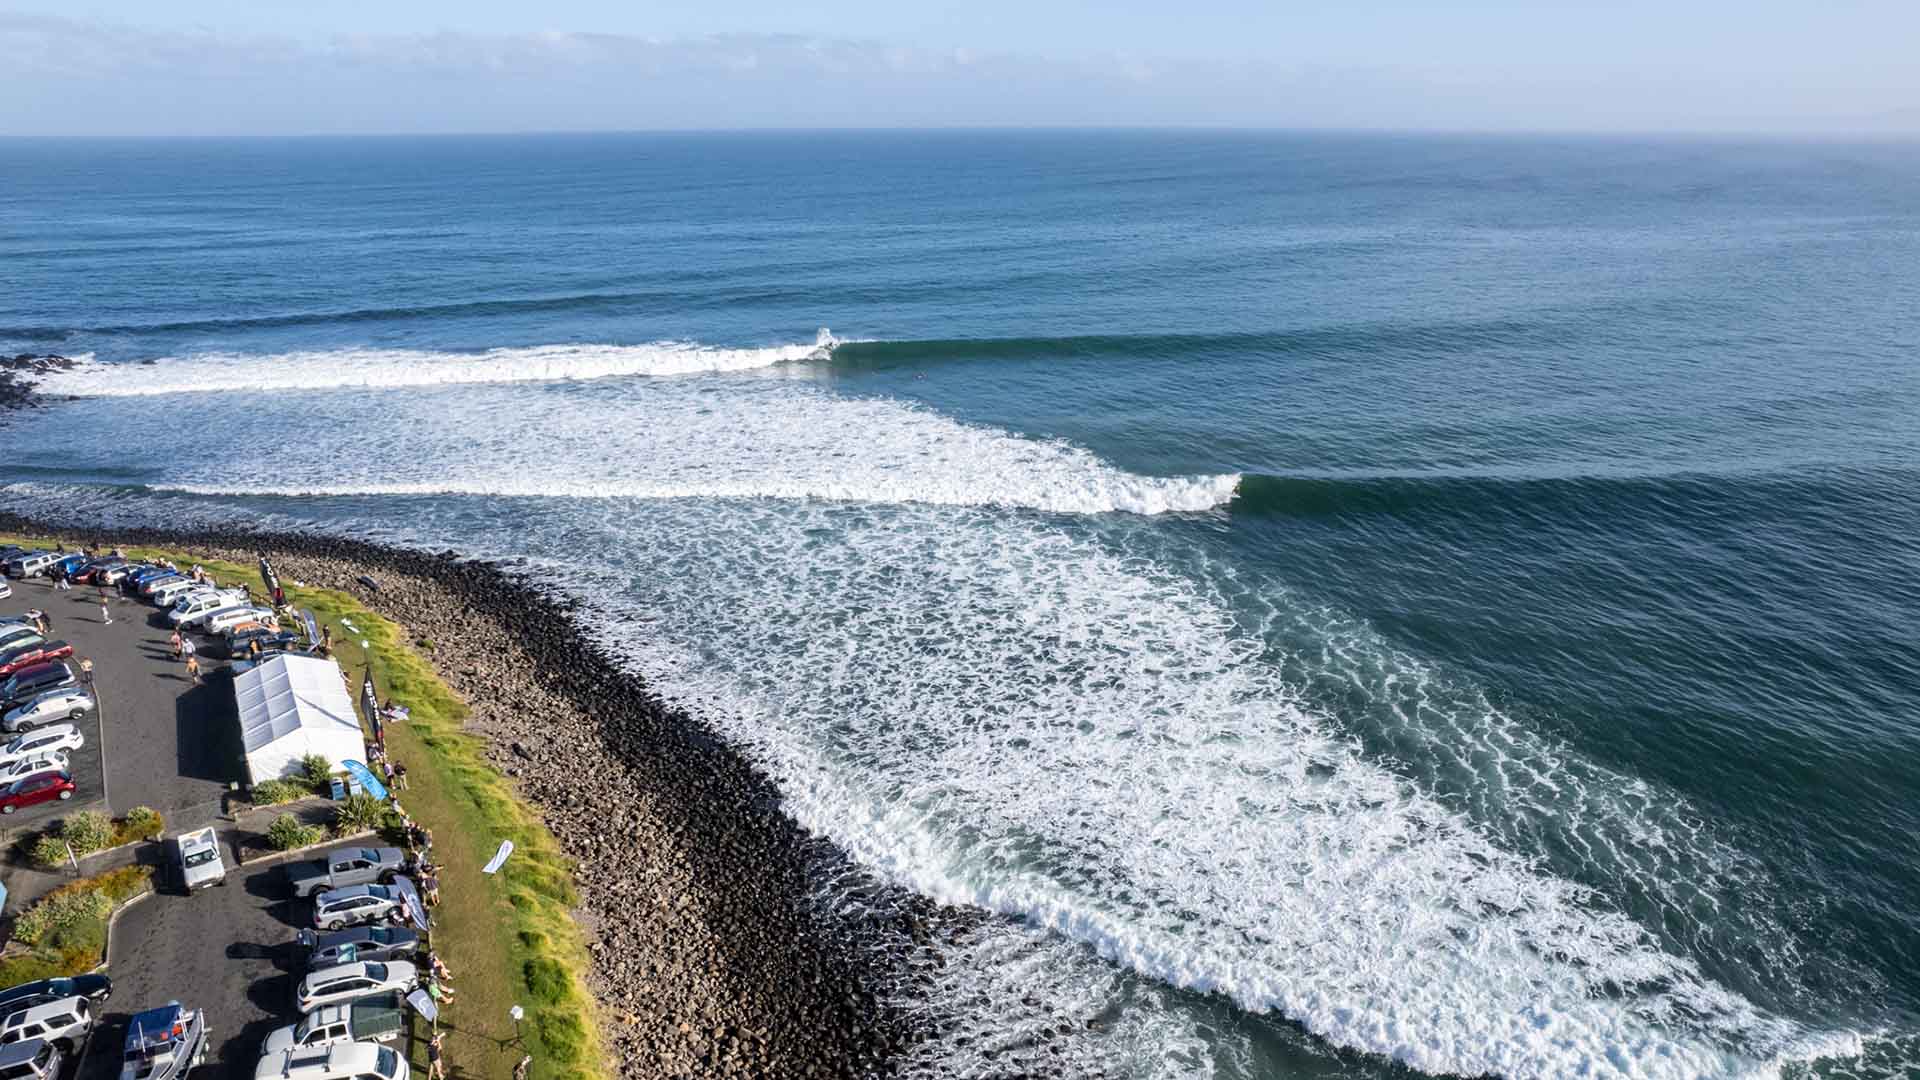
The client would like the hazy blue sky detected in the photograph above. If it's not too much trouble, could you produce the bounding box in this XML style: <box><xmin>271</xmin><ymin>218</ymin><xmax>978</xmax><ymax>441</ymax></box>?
<box><xmin>5</xmin><ymin>2</ymin><xmax>1918</xmax><ymax>135</ymax></box>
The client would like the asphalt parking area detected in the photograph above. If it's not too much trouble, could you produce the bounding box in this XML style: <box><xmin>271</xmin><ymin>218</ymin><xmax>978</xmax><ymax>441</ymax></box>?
<box><xmin>1</xmin><ymin>578</ymin><xmax>241</xmax><ymax>832</ymax></box>
<box><xmin>78</xmin><ymin>851</ymin><xmax>314</xmax><ymax>1080</ymax></box>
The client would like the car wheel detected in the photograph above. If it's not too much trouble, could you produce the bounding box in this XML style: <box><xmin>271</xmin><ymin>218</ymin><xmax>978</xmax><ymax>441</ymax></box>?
<box><xmin>14</xmin><ymin>721</ymin><xmax>32</xmax><ymax>733</ymax></box>
<box><xmin>1</xmin><ymin>805</ymin><xmax>13</xmax><ymax>814</ymax></box>
<box><xmin>68</xmin><ymin>710</ymin><xmax>82</xmax><ymax>719</ymax></box>
<box><xmin>58</xmin><ymin>790</ymin><xmax>72</xmax><ymax>800</ymax></box>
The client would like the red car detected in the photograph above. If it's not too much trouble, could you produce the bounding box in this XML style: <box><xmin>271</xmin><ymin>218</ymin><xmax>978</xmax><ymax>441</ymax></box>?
<box><xmin>0</xmin><ymin>641</ymin><xmax>73</xmax><ymax>679</ymax></box>
<box><xmin>0</xmin><ymin>770</ymin><xmax>74</xmax><ymax>814</ymax></box>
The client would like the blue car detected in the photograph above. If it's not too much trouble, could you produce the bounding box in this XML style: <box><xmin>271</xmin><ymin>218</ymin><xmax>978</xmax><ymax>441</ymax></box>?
<box><xmin>48</xmin><ymin>554</ymin><xmax>88</xmax><ymax>579</ymax></box>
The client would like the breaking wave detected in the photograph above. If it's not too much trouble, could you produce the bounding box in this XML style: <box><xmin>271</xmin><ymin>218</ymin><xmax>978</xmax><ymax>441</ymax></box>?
<box><xmin>30</xmin><ymin>332</ymin><xmax>838</xmax><ymax>396</ymax></box>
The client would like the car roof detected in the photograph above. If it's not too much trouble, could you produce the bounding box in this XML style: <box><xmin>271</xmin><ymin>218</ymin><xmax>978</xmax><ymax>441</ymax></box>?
<box><xmin>0</xmin><ymin>1040</ymin><xmax>46</xmax><ymax>1066</ymax></box>
<box><xmin>3</xmin><ymin>997</ymin><xmax>85</xmax><ymax>1024</ymax></box>
<box><xmin>7</xmin><ymin>663</ymin><xmax>69</xmax><ymax>684</ymax></box>
<box><xmin>9</xmin><ymin>724</ymin><xmax>76</xmax><ymax>741</ymax></box>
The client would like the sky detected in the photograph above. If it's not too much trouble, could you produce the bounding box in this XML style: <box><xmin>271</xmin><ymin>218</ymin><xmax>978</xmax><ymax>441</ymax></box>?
<box><xmin>3</xmin><ymin>1</ymin><xmax>1918</xmax><ymax>135</ymax></box>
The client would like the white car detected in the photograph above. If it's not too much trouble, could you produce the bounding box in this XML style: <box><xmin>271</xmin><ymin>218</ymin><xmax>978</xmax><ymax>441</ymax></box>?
<box><xmin>292</xmin><ymin>963</ymin><xmax>415</xmax><ymax>1014</ymax></box>
<box><xmin>167</xmin><ymin>591</ymin><xmax>248</xmax><ymax>627</ymax></box>
<box><xmin>2</xmin><ymin>688</ymin><xmax>96</xmax><ymax>734</ymax></box>
<box><xmin>203</xmin><ymin>607</ymin><xmax>278</xmax><ymax>636</ymax></box>
<box><xmin>0</xmin><ymin>725</ymin><xmax>83</xmax><ymax>770</ymax></box>
<box><xmin>0</xmin><ymin>581</ymin><xmax>10</xmax><ymax>599</ymax></box>
<box><xmin>0</xmin><ymin>753</ymin><xmax>67</xmax><ymax>784</ymax></box>
<box><xmin>255</xmin><ymin>1042</ymin><xmax>406</xmax><ymax>1080</ymax></box>
<box><xmin>0</xmin><ymin>996</ymin><xmax>92</xmax><ymax>1052</ymax></box>
<box><xmin>149</xmin><ymin>578</ymin><xmax>206</xmax><ymax>606</ymax></box>
<box><xmin>175</xmin><ymin>827</ymin><xmax>227</xmax><ymax>890</ymax></box>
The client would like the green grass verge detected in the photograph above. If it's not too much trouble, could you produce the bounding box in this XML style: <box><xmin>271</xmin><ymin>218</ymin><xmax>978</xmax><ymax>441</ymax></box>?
<box><xmin>0</xmin><ymin>534</ymin><xmax>606</xmax><ymax>1080</ymax></box>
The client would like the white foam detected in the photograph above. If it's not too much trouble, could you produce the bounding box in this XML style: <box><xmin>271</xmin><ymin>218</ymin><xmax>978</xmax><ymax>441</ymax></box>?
<box><xmin>125</xmin><ymin>378</ymin><xmax>1240</xmax><ymax>516</ymax></box>
<box><xmin>32</xmin><ymin>332</ymin><xmax>836</xmax><ymax>396</ymax></box>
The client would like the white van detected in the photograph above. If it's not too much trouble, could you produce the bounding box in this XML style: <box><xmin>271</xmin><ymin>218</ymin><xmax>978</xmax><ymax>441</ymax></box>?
<box><xmin>168</xmin><ymin>592</ymin><xmax>248</xmax><ymax>628</ymax></box>
<box><xmin>203</xmin><ymin>608</ymin><xmax>278</xmax><ymax>636</ymax></box>
<box><xmin>254</xmin><ymin>1042</ymin><xmax>406</xmax><ymax>1080</ymax></box>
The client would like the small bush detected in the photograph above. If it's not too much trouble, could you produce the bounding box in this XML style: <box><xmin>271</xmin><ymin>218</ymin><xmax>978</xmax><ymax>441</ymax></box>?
<box><xmin>29</xmin><ymin>835</ymin><xmax>71</xmax><ymax>869</ymax></box>
<box><xmin>253</xmin><ymin>779</ymin><xmax>307</xmax><ymax>805</ymax></box>
<box><xmin>332</xmin><ymin>793</ymin><xmax>388</xmax><ymax>835</ymax></box>
<box><xmin>12</xmin><ymin>888</ymin><xmax>110</xmax><ymax>947</ymax></box>
<box><xmin>116</xmin><ymin>806</ymin><xmax>164</xmax><ymax>844</ymax></box>
<box><xmin>299</xmin><ymin>754</ymin><xmax>334</xmax><ymax>791</ymax></box>
<box><xmin>267</xmin><ymin>814</ymin><xmax>323</xmax><ymax>851</ymax></box>
<box><xmin>58</xmin><ymin>811</ymin><xmax>113</xmax><ymax>856</ymax></box>
<box><xmin>91</xmin><ymin>865</ymin><xmax>154</xmax><ymax>903</ymax></box>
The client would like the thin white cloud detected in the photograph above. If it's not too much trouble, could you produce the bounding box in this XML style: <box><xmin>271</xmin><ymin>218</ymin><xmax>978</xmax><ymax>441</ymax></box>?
<box><xmin>0</xmin><ymin>12</ymin><xmax>1913</xmax><ymax>135</ymax></box>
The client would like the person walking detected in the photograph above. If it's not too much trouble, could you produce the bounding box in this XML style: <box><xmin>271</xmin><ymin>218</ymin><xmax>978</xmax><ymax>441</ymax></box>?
<box><xmin>169</xmin><ymin>630</ymin><xmax>183</xmax><ymax>661</ymax></box>
<box><xmin>184</xmin><ymin>653</ymin><xmax>201</xmax><ymax>684</ymax></box>
<box><xmin>98</xmin><ymin>599</ymin><xmax>112</xmax><ymax>625</ymax></box>
<box><xmin>24</xmin><ymin>609</ymin><xmax>45</xmax><ymax>635</ymax></box>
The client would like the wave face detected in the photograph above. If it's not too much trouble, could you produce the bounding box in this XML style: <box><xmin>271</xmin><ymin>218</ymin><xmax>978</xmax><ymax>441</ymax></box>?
<box><xmin>31</xmin><ymin>332</ymin><xmax>836</xmax><ymax>396</ymax></box>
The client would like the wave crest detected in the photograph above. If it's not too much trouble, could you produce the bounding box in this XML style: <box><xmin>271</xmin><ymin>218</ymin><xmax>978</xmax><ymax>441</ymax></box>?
<box><xmin>33</xmin><ymin>332</ymin><xmax>838</xmax><ymax>396</ymax></box>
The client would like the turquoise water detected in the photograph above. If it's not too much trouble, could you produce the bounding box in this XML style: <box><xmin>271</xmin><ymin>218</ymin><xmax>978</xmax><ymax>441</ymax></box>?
<box><xmin>3</xmin><ymin>132</ymin><xmax>1918</xmax><ymax>1078</ymax></box>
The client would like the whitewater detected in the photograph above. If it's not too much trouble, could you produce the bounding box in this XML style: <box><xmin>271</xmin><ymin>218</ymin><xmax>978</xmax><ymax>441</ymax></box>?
<box><xmin>0</xmin><ymin>339</ymin><xmax>1878</xmax><ymax>1080</ymax></box>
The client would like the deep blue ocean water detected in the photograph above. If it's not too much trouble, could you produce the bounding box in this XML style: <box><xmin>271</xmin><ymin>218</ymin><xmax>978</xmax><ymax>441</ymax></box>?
<box><xmin>3</xmin><ymin>132</ymin><xmax>1918</xmax><ymax>1078</ymax></box>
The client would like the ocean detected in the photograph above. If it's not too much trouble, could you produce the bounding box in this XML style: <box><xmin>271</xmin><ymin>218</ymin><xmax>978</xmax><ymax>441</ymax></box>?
<box><xmin>2</xmin><ymin>130</ymin><xmax>1918</xmax><ymax>1078</ymax></box>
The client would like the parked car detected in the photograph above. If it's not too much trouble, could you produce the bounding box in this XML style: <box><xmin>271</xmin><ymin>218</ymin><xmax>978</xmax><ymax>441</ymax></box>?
<box><xmin>64</xmin><ymin>559</ymin><xmax>116</xmax><ymax>585</ymax></box>
<box><xmin>45</xmin><ymin>555</ymin><xmax>88</xmax><ymax>580</ymax></box>
<box><xmin>125</xmin><ymin>566</ymin><xmax>174</xmax><ymax>589</ymax></box>
<box><xmin>137</xmin><ymin>574</ymin><xmax>186</xmax><ymax>599</ymax></box>
<box><xmin>287</xmin><ymin>848</ymin><xmax>406</xmax><ymax>899</ymax></box>
<box><xmin>0</xmin><ymin>643</ymin><xmax>72</xmax><ymax>680</ymax></box>
<box><xmin>168</xmin><ymin>593</ymin><xmax>249</xmax><ymax>629</ymax></box>
<box><xmin>297</xmin><ymin>927</ymin><xmax>419</xmax><ymax>971</ymax></box>
<box><xmin>4</xmin><ymin>553</ymin><xmax>58</xmax><ymax>579</ymax></box>
<box><xmin>0</xmin><ymin>978</ymin><xmax>110</xmax><ymax>1016</ymax></box>
<box><xmin>171</xmin><ymin>827</ymin><xmax>227</xmax><ymax>890</ymax></box>
<box><xmin>215</xmin><ymin>628</ymin><xmax>302</xmax><ymax>661</ymax></box>
<box><xmin>149</xmin><ymin>578</ymin><xmax>205</xmax><ymax>607</ymax></box>
<box><xmin>258</xmin><ymin>995</ymin><xmax>405</xmax><ymax>1056</ymax></box>
<box><xmin>203</xmin><ymin>607</ymin><xmax>277</xmax><ymax>636</ymax></box>
<box><xmin>310</xmin><ymin>884</ymin><xmax>411</xmax><ymax>931</ymax></box>
<box><xmin>2</xmin><ymin>687</ymin><xmax>94</xmax><ymax>734</ymax></box>
<box><xmin>94</xmin><ymin>563</ymin><xmax>146</xmax><ymax>587</ymax></box>
<box><xmin>0</xmin><ymin>581</ymin><xmax>10</xmax><ymax>600</ymax></box>
<box><xmin>0</xmin><ymin>665</ymin><xmax>77</xmax><ymax>716</ymax></box>
<box><xmin>291</xmin><ymin>963</ymin><xmax>415</xmax><ymax>1014</ymax></box>
<box><xmin>0</xmin><ymin>996</ymin><xmax>93</xmax><ymax>1052</ymax></box>
<box><xmin>0</xmin><ymin>772</ymin><xmax>73</xmax><ymax>814</ymax></box>
<box><xmin>255</xmin><ymin>1041</ymin><xmax>406</xmax><ymax>1080</ymax></box>
<box><xmin>0</xmin><ymin>754</ymin><xmax>67</xmax><ymax>785</ymax></box>
<box><xmin>0</xmin><ymin>1038</ymin><xmax>62</xmax><ymax>1080</ymax></box>
<box><xmin>0</xmin><ymin>725</ymin><xmax>84</xmax><ymax>769</ymax></box>
<box><xmin>0</xmin><ymin>628</ymin><xmax>40</xmax><ymax>654</ymax></box>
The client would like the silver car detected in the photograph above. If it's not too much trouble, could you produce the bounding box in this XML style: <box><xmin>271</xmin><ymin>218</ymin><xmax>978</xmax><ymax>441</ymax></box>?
<box><xmin>1</xmin><ymin>688</ymin><xmax>95</xmax><ymax>735</ymax></box>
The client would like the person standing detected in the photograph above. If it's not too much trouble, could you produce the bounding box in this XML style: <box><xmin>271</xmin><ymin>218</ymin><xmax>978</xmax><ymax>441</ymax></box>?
<box><xmin>169</xmin><ymin>630</ymin><xmax>183</xmax><ymax>661</ymax></box>
<box><xmin>427</xmin><ymin>1033</ymin><xmax>445</xmax><ymax>1080</ymax></box>
<box><xmin>78</xmin><ymin>657</ymin><xmax>93</xmax><ymax>685</ymax></box>
<box><xmin>100</xmin><ymin>599</ymin><xmax>112</xmax><ymax>625</ymax></box>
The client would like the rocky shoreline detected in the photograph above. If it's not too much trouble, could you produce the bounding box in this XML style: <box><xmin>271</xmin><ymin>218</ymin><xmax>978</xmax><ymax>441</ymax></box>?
<box><xmin>0</xmin><ymin>354</ymin><xmax>78</xmax><ymax>414</ymax></box>
<box><xmin>0</xmin><ymin>513</ymin><xmax>982</xmax><ymax>1079</ymax></box>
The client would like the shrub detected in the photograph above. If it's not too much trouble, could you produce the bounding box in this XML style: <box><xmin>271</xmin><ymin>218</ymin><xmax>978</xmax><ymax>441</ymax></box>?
<box><xmin>253</xmin><ymin>779</ymin><xmax>307</xmax><ymax>805</ymax></box>
<box><xmin>117</xmin><ymin>806</ymin><xmax>164</xmax><ymax>843</ymax></box>
<box><xmin>299</xmin><ymin>754</ymin><xmax>334</xmax><ymax>791</ymax></box>
<box><xmin>332</xmin><ymin>793</ymin><xmax>388</xmax><ymax>835</ymax></box>
<box><xmin>91</xmin><ymin>865</ymin><xmax>154</xmax><ymax>903</ymax></box>
<box><xmin>29</xmin><ymin>835</ymin><xmax>70</xmax><ymax>869</ymax></box>
<box><xmin>58</xmin><ymin>811</ymin><xmax>113</xmax><ymax>856</ymax></box>
<box><xmin>267</xmin><ymin>814</ymin><xmax>323</xmax><ymax>851</ymax></box>
<box><xmin>12</xmin><ymin>887</ymin><xmax>110</xmax><ymax>947</ymax></box>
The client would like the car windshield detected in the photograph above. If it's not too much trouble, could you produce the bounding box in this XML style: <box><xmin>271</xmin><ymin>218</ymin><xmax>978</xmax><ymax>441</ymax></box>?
<box><xmin>183</xmin><ymin>849</ymin><xmax>217</xmax><ymax>868</ymax></box>
<box><xmin>377</xmin><ymin>1047</ymin><xmax>400</xmax><ymax>1079</ymax></box>
<box><xmin>364</xmin><ymin>964</ymin><xmax>387</xmax><ymax>981</ymax></box>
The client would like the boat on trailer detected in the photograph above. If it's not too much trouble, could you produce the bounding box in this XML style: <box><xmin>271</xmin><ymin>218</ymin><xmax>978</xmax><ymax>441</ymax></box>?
<box><xmin>120</xmin><ymin>1003</ymin><xmax>208</xmax><ymax>1080</ymax></box>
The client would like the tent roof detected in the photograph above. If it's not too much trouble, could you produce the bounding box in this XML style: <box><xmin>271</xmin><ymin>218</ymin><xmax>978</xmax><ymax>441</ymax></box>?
<box><xmin>233</xmin><ymin>653</ymin><xmax>360</xmax><ymax>756</ymax></box>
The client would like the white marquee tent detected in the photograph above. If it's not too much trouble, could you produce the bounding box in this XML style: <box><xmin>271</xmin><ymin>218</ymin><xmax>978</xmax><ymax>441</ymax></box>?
<box><xmin>233</xmin><ymin>653</ymin><xmax>364</xmax><ymax>785</ymax></box>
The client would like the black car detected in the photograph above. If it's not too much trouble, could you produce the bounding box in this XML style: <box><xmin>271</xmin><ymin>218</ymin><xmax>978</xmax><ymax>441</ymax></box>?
<box><xmin>212</xmin><ymin>628</ymin><xmax>301</xmax><ymax>661</ymax></box>
<box><xmin>0</xmin><ymin>663</ymin><xmax>77</xmax><ymax>714</ymax></box>
<box><xmin>296</xmin><ymin>925</ymin><xmax>420</xmax><ymax>970</ymax></box>
<box><xmin>0</xmin><ymin>975</ymin><xmax>111</xmax><ymax>1014</ymax></box>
